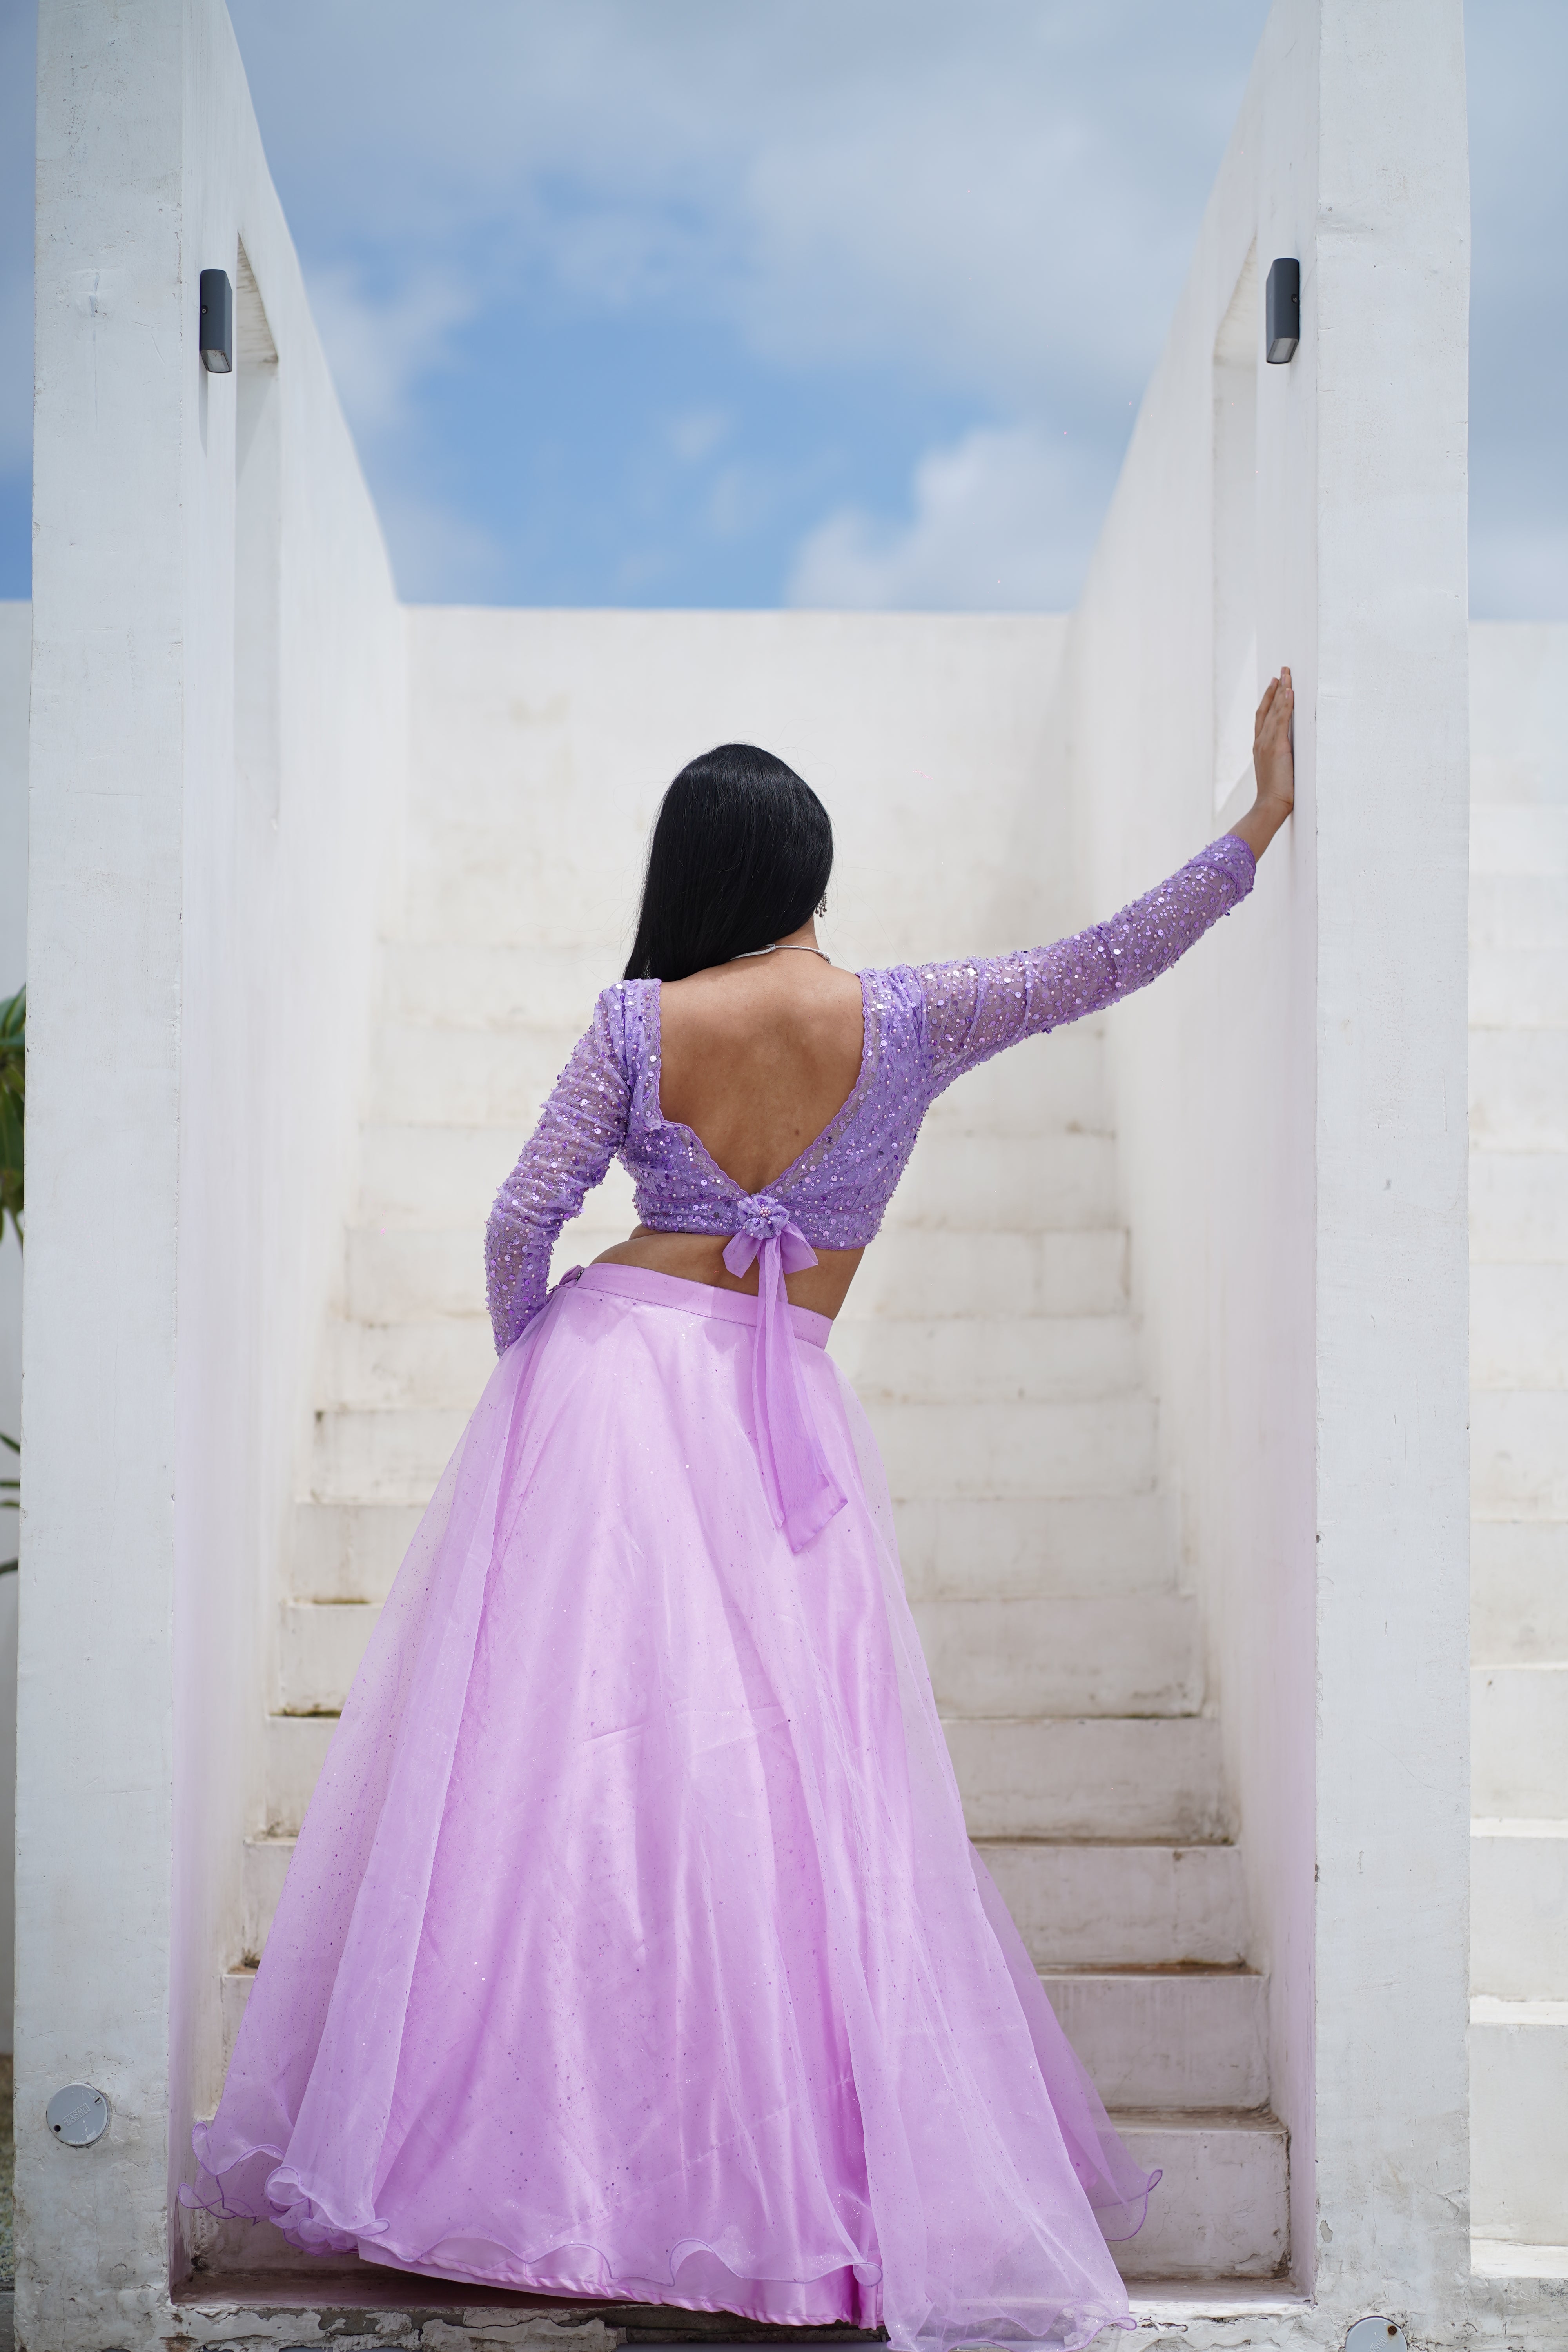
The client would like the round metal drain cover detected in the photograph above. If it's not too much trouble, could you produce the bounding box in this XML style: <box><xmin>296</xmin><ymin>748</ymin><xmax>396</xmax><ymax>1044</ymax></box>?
<box><xmin>1345</xmin><ymin>2322</ymin><xmax>1407</xmax><ymax>2352</ymax></box>
<box><xmin>45</xmin><ymin>2084</ymin><xmax>111</xmax><ymax>2147</ymax></box>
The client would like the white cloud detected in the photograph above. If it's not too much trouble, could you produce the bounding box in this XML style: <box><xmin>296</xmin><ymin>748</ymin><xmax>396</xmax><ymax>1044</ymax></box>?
<box><xmin>787</xmin><ymin>426</ymin><xmax>1089</xmax><ymax>611</ymax></box>
<box><xmin>219</xmin><ymin>0</ymin><xmax>1279</xmax><ymax>608</ymax></box>
<box><xmin>293</xmin><ymin>266</ymin><xmax>489</xmax><ymax>604</ymax></box>
<box><xmin>666</xmin><ymin>408</ymin><xmax>730</xmax><ymax>466</ymax></box>
<box><xmin>303</xmin><ymin>266</ymin><xmax>476</xmax><ymax>440</ymax></box>
<box><xmin>229</xmin><ymin>1</ymin><xmax>1266</xmax><ymax>417</ymax></box>
<box><xmin>374</xmin><ymin>483</ymin><xmax>506</xmax><ymax>606</ymax></box>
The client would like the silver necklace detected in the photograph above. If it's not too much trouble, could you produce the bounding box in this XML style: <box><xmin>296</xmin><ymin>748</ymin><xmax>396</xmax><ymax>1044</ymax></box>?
<box><xmin>728</xmin><ymin>942</ymin><xmax>831</xmax><ymax>964</ymax></box>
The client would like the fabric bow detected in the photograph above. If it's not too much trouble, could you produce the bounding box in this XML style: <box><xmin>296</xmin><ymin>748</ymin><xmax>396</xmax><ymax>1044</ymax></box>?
<box><xmin>722</xmin><ymin>1197</ymin><xmax>846</xmax><ymax>1551</ymax></box>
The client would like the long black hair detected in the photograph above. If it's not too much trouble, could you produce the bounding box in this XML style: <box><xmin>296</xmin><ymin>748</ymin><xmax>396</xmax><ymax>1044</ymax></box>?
<box><xmin>624</xmin><ymin>744</ymin><xmax>834</xmax><ymax>982</ymax></box>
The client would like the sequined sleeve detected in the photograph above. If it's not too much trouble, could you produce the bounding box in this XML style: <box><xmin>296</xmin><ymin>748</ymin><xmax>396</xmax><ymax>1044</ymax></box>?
<box><xmin>483</xmin><ymin>991</ymin><xmax>632</xmax><ymax>1352</ymax></box>
<box><xmin>916</xmin><ymin>836</ymin><xmax>1256</xmax><ymax>1093</ymax></box>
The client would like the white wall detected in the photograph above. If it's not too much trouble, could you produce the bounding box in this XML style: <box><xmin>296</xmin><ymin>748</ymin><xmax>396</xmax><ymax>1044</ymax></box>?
<box><xmin>1067</xmin><ymin>0</ymin><xmax>1471</xmax><ymax>2330</ymax></box>
<box><xmin>20</xmin><ymin>4</ymin><xmax>405</xmax><ymax>2342</ymax></box>
<box><xmin>404</xmin><ymin>607</ymin><xmax>1074</xmax><ymax>973</ymax></box>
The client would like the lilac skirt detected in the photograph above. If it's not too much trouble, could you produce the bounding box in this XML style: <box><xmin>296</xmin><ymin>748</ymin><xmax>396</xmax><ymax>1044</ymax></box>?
<box><xmin>189</xmin><ymin>1265</ymin><xmax>1155</xmax><ymax>2351</ymax></box>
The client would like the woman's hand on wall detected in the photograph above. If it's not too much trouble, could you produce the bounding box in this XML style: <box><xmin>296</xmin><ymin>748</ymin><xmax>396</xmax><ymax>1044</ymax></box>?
<box><xmin>1228</xmin><ymin>668</ymin><xmax>1295</xmax><ymax>862</ymax></box>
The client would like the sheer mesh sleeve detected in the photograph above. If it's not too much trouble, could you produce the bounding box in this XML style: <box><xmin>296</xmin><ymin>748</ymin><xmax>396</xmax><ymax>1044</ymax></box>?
<box><xmin>484</xmin><ymin>991</ymin><xmax>632</xmax><ymax>1352</ymax></box>
<box><xmin>916</xmin><ymin>835</ymin><xmax>1256</xmax><ymax>1094</ymax></box>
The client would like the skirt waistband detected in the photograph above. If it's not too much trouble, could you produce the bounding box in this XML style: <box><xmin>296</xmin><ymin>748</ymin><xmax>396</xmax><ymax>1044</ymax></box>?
<box><xmin>569</xmin><ymin>1261</ymin><xmax>832</xmax><ymax>1350</ymax></box>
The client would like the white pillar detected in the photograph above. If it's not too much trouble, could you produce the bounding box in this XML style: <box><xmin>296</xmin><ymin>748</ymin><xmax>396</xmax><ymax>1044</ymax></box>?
<box><xmin>21</xmin><ymin>7</ymin><xmax>403</xmax><ymax>2342</ymax></box>
<box><xmin>23</xmin><ymin>5</ymin><xmax>188</xmax><ymax>2332</ymax></box>
<box><xmin>1308</xmin><ymin>0</ymin><xmax>1471</xmax><ymax>2321</ymax></box>
<box><xmin>1069</xmin><ymin>0</ymin><xmax>1471</xmax><ymax>2329</ymax></box>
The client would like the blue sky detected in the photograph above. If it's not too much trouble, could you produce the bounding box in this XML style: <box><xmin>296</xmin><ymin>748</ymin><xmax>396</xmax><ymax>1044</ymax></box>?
<box><xmin>0</xmin><ymin>2</ymin><xmax>1563</xmax><ymax>615</ymax></box>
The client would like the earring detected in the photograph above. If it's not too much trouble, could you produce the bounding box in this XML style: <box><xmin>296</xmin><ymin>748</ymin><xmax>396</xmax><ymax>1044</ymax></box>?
<box><xmin>815</xmin><ymin>897</ymin><xmax>828</xmax><ymax>917</ymax></box>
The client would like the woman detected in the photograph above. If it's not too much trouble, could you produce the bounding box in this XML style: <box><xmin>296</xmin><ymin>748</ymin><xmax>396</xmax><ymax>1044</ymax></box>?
<box><xmin>191</xmin><ymin>675</ymin><xmax>1296</xmax><ymax>2350</ymax></box>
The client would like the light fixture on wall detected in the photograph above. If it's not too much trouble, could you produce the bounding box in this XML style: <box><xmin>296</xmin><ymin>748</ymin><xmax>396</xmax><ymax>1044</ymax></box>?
<box><xmin>200</xmin><ymin>269</ymin><xmax>233</xmax><ymax>374</ymax></box>
<box><xmin>1266</xmin><ymin>258</ymin><xmax>1300</xmax><ymax>364</ymax></box>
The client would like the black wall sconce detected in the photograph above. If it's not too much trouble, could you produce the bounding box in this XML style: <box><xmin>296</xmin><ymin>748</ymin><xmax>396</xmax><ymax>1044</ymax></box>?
<box><xmin>1266</xmin><ymin>258</ymin><xmax>1300</xmax><ymax>363</ymax></box>
<box><xmin>200</xmin><ymin>268</ymin><xmax>233</xmax><ymax>373</ymax></box>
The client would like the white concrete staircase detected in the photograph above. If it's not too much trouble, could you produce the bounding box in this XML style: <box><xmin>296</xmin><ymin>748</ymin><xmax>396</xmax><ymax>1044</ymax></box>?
<box><xmin>1469</xmin><ymin>665</ymin><xmax>1568</xmax><ymax>2274</ymax></box>
<box><xmin>223</xmin><ymin>896</ymin><xmax>1290</xmax><ymax>2286</ymax></box>
<box><xmin>833</xmin><ymin>1034</ymin><xmax>1285</xmax><ymax>2284</ymax></box>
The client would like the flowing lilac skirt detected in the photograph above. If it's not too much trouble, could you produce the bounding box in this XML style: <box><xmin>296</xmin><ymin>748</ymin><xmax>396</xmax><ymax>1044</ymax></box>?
<box><xmin>189</xmin><ymin>1265</ymin><xmax>1155</xmax><ymax>2350</ymax></box>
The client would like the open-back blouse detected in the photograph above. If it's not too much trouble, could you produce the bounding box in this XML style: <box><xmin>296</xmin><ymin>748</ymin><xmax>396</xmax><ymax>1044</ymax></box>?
<box><xmin>484</xmin><ymin>834</ymin><xmax>1256</xmax><ymax>1547</ymax></box>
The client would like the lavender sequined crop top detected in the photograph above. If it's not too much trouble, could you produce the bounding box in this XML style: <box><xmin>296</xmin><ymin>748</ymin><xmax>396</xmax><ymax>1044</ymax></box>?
<box><xmin>485</xmin><ymin>835</ymin><xmax>1256</xmax><ymax>1353</ymax></box>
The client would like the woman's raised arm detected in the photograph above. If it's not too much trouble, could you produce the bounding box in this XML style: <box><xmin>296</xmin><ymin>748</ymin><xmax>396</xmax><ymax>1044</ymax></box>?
<box><xmin>916</xmin><ymin>670</ymin><xmax>1293</xmax><ymax>1097</ymax></box>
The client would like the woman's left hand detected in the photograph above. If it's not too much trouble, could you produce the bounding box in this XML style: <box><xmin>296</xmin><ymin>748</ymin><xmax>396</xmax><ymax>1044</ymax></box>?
<box><xmin>1228</xmin><ymin>667</ymin><xmax>1295</xmax><ymax>861</ymax></box>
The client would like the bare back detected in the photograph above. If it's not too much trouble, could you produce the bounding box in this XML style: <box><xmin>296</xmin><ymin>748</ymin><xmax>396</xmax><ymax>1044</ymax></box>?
<box><xmin>593</xmin><ymin>941</ymin><xmax>868</xmax><ymax>1317</ymax></box>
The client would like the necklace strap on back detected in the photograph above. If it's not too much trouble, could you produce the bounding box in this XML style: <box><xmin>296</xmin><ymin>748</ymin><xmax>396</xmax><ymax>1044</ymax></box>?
<box><xmin>729</xmin><ymin>943</ymin><xmax>831</xmax><ymax>964</ymax></box>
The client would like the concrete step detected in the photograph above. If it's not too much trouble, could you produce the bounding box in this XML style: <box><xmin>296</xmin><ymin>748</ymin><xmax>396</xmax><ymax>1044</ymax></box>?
<box><xmin>346</xmin><ymin>1229</ymin><xmax>493</xmax><ymax>1324</ymax></box>
<box><xmin>948</xmin><ymin>1718</ymin><xmax>1228</xmax><ymax>1842</ymax></box>
<box><xmin>309</xmin><ymin>1408</ymin><xmax>468</xmax><ymax>1506</ymax></box>
<box><xmin>322</xmin><ymin>1307</ymin><xmax>1149</xmax><ymax>1414</ymax></box>
<box><xmin>1471</xmin><ymin>871</ymin><xmax>1568</xmax><ymax>952</ymax></box>
<box><xmin>1472</xmin><ymin>805</ymin><xmax>1568</xmax><ymax>875</ymax></box>
<box><xmin>368</xmin><ymin>1014</ymin><xmax>1112</xmax><ymax>1140</ymax></box>
<box><xmin>915</xmin><ymin>1593</ymin><xmax>1200</xmax><ymax>1717</ymax></box>
<box><xmin>289</xmin><ymin>1489</ymin><xmax>1178</xmax><ymax>1609</ymax></box>
<box><xmin>1473</xmin><ymin>1392</ymin><xmax>1568</xmax><ymax>1519</ymax></box>
<box><xmin>244</xmin><ymin>1831</ymin><xmax>1245</xmax><ymax>1975</ymax></box>
<box><xmin>217</xmin><ymin>1965</ymin><xmax>1274</xmax><ymax>2142</ymax></box>
<box><xmin>242</xmin><ymin>1835</ymin><xmax>294</xmax><ymax>1963</ymax></box>
<box><xmin>1472</xmin><ymin>1524</ymin><xmax>1568</xmax><ymax>1666</ymax></box>
<box><xmin>1472</xmin><ymin>949</ymin><xmax>1568</xmax><ymax>1029</ymax></box>
<box><xmin>344</xmin><ymin>1221</ymin><xmax>1134</xmax><ymax>1328</ymax></box>
<box><xmin>1472</xmin><ymin>1031</ymin><xmax>1568</xmax><ymax>1151</ymax></box>
<box><xmin>910</xmin><ymin>1027</ymin><xmax>1110</xmax><ymax>1138</ymax></box>
<box><xmin>379</xmin><ymin>940</ymin><xmax>617</xmax><ymax>1031</ymax></box>
<box><xmin>975</xmin><ymin>1841</ymin><xmax>1247</xmax><ymax>1968</ymax></box>
<box><xmin>397</xmin><ymin>831</ymin><xmax>639</xmax><ymax>951</ymax></box>
<box><xmin>1472</xmin><ymin>1821</ymin><xmax>1568</xmax><ymax>2000</ymax></box>
<box><xmin>277</xmin><ymin>1601</ymin><xmax>378</xmax><ymax>1715</ymax></box>
<box><xmin>898</xmin><ymin>1494</ymin><xmax>1175</xmax><ymax>1603</ymax></box>
<box><xmin>1470</xmin><ymin>2238</ymin><xmax>1568</xmax><ymax>2280</ymax></box>
<box><xmin>1111</xmin><ymin>2111</ymin><xmax>1289</xmax><ymax>2282</ymax></box>
<box><xmin>1473</xmin><ymin>1665</ymin><xmax>1568</xmax><ymax>1817</ymax></box>
<box><xmin>221</xmin><ymin>1966</ymin><xmax>254</xmax><ymax>2067</ymax></box>
<box><xmin>371</xmin><ymin>1021</ymin><xmax>588</xmax><ymax>1126</ymax></box>
<box><xmin>289</xmin><ymin>1501</ymin><xmax>425</xmax><ymax>1603</ymax></box>
<box><xmin>360</xmin><ymin>1125</ymin><xmax>642</xmax><ymax>1233</ymax></box>
<box><xmin>888</xmin><ymin>1132</ymin><xmax>1118</xmax><ymax>1230</ymax></box>
<box><xmin>1473</xmin><ymin>1264</ymin><xmax>1568</xmax><ymax>1390</ymax></box>
<box><xmin>264</xmin><ymin>1713</ymin><xmax>334</xmax><ymax>1835</ymax></box>
<box><xmin>358</xmin><ymin>1123</ymin><xmax>1120</xmax><ymax>1236</ymax></box>
<box><xmin>318</xmin><ymin>1316</ymin><xmax>495</xmax><ymax>1412</ymax></box>
<box><xmin>831</xmin><ymin>1314</ymin><xmax>1142</xmax><ymax>1405</ymax></box>
<box><xmin>276</xmin><ymin>1594</ymin><xmax>1198</xmax><ymax>1724</ymax></box>
<box><xmin>258</xmin><ymin>1709</ymin><xmax>1229</xmax><ymax>1849</ymax></box>
<box><xmin>843</xmin><ymin>1227</ymin><xmax>1130</xmax><ymax>1319</ymax></box>
<box><xmin>399</xmin><ymin>824</ymin><xmax>630</xmax><ymax>951</ymax></box>
<box><xmin>1469</xmin><ymin>1997</ymin><xmax>1568</xmax><ymax>2247</ymax></box>
<box><xmin>1471</xmin><ymin>1151</ymin><xmax>1568</xmax><ymax>1264</ymax></box>
<box><xmin>865</xmin><ymin>1394</ymin><xmax>1157</xmax><ymax>1501</ymax></box>
<box><xmin>1042</xmin><ymin>1969</ymin><xmax>1268</xmax><ymax>2111</ymax></box>
<box><xmin>310</xmin><ymin>1390</ymin><xmax>1160</xmax><ymax>1508</ymax></box>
